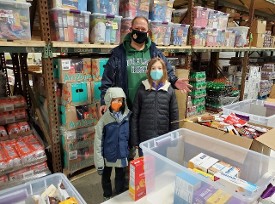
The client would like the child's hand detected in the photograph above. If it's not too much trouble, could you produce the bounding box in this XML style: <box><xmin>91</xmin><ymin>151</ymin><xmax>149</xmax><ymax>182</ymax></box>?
<box><xmin>97</xmin><ymin>167</ymin><xmax>104</xmax><ymax>175</ymax></box>
<box><xmin>129</xmin><ymin>147</ymin><xmax>136</xmax><ymax>160</ymax></box>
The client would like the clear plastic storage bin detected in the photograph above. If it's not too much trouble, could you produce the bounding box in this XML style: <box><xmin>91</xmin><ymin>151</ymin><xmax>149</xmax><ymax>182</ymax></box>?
<box><xmin>88</xmin><ymin>0</ymin><xmax>120</xmax><ymax>15</ymax></box>
<box><xmin>149</xmin><ymin>0</ymin><xmax>174</xmax><ymax>22</ymax></box>
<box><xmin>192</xmin><ymin>27</ymin><xmax>208</xmax><ymax>46</ymax></box>
<box><xmin>50</xmin><ymin>8</ymin><xmax>90</xmax><ymax>43</ymax></box>
<box><xmin>171</xmin><ymin>24</ymin><xmax>189</xmax><ymax>46</ymax></box>
<box><xmin>119</xmin><ymin>0</ymin><xmax>150</xmax><ymax>18</ymax></box>
<box><xmin>228</xmin><ymin>26</ymin><xmax>249</xmax><ymax>47</ymax></box>
<box><xmin>150</xmin><ymin>21</ymin><xmax>173</xmax><ymax>46</ymax></box>
<box><xmin>222</xmin><ymin>99</ymin><xmax>275</xmax><ymax>127</ymax></box>
<box><xmin>140</xmin><ymin>128</ymin><xmax>275</xmax><ymax>204</ymax></box>
<box><xmin>51</xmin><ymin>0</ymin><xmax>87</xmax><ymax>11</ymax></box>
<box><xmin>120</xmin><ymin>17</ymin><xmax>132</xmax><ymax>43</ymax></box>
<box><xmin>90</xmin><ymin>13</ymin><xmax>122</xmax><ymax>44</ymax></box>
<box><xmin>0</xmin><ymin>173</ymin><xmax>87</xmax><ymax>204</ymax></box>
<box><xmin>0</xmin><ymin>0</ymin><xmax>31</xmax><ymax>40</ymax></box>
<box><xmin>193</xmin><ymin>6</ymin><xmax>209</xmax><ymax>27</ymax></box>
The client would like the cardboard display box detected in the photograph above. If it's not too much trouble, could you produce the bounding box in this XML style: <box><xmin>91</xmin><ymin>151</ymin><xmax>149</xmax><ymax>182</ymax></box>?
<box><xmin>59</xmin><ymin>103</ymin><xmax>98</xmax><ymax>130</ymax></box>
<box><xmin>251</xmin><ymin>19</ymin><xmax>267</xmax><ymax>34</ymax></box>
<box><xmin>53</xmin><ymin>58</ymin><xmax>92</xmax><ymax>83</ymax></box>
<box><xmin>91</xmin><ymin>81</ymin><xmax>102</xmax><ymax>103</ymax></box>
<box><xmin>251</xmin><ymin>33</ymin><xmax>265</xmax><ymax>47</ymax></box>
<box><xmin>182</xmin><ymin>121</ymin><xmax>275</xmax><ymax>156</ymax></box>
<box><xmin>57</xmin><ymin>82</ymin><xmax>92</xmax><ymax>106</ymax></box>
<box><xmin>91</xmin><ymin>58</ymin><xmax>108</xmax><ymax>81</ymax></box>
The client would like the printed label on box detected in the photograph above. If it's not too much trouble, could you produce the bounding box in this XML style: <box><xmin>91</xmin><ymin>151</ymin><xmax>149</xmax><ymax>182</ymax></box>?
<box><xmin>69</xmin><ymin>150</ymin><xmax>78</xmax><ymax>160</ymax></box>
<box><xmin>23</xmin><ymin>170</ymin><xmax>34</xmax><ymax>179</ymax></box>
<box><xmin>62</xmin><ymin>60</ymin><xmax>71</xmax><ymax>70</ymax></box>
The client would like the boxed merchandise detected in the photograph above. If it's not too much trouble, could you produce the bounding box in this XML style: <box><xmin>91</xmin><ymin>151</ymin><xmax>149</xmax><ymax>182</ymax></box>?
<box><xmin>0</xmin><ymin>1</ymin><xmax>31</xmax><ymax>40</ymax></box>
<box><xmin>150</xmin><ymin>21</ymin><xmax>173</xmax><ymax>46</ymax></box>
<box><xmin>228</xmin><ymin>26</ymin><xmax>249</xmax><ymax>47</ymax></box>
<box><xmin>57</xmin><ymin>82</ymin><xmax>92</xmax><ymax>106</ymax></box>
<box><xmin>91</xmin><ymin>58</ymin><xmax>108</xmax><ymax>81</ymax></box>
<box><xmin>193</xmin><ymin>184</ymin><xmax>217</xmax><ymax>203</ymax></box>
<box><xmin>218</xmin><ymin>12</ymin><xmax>229</xmax><ymax>30</ymax></box>
<box><xmin>224</xmin><ymin>30</ymin><xmax>236</xmax><ymax>47</ymax></box>
<box><xmin>119</xmin><ymin>0</ymin><xmax>150</xmax><ymax>18</ymax></box>
<box><xmin>174</xmin><ymin>171</ymin><xmax>202</xmax><ymax>203</ymax></box>
<box><xmin>206</xmin><ymin>189</ymin><xmax>231</xmax><ymax>203</ymax></box>
<box><xmin>206</xmin><ymin>29</ymin><xmax>218</xmax><ymax>47</ymax></box>
<box><xmin>61</xmin><ymin>126</ymin><xmax>95</xmax><ymax>151</ymax></box>
<box><xmin>88</xmin><ymin>0</ymin><xmax>120</xmax><ymax>15</ymax></box>
<box><xmin>129</xmin><ymin>157</ymin><xmax>146</xmax><ymax>201</ymax></box>
<box><xmin>49</xmin><ymin>8</ymin><xmax>90</xmax><ymax>43</ymax></box>
<box><xmin>170</xmin><ymin>24</ymin><xmax>189</xmax><ymax>46</ymax></box>
<box><xmin>251</xmin><ymin>19</ymin><xmax>266</xmax><ymax>34</ymax></box>
<box><xmin>0</xmin><ymin>175</ymin><xmax>8</xmax><ymax>184</ymax></box>
<box><xmin>53</xmin><ymin>58</ymin><xmax>92</xmax><ymax>83</ymax></box>
<box><xmin>149</xmin><ymin>0</ymin><xmax>174</xmax><ymax>22</ymax></box>
<box><xmin>91</xmin><ymin>81</ymin><xmax>102</xmax><ymax>102</ymax></box>
<box><xmin>51</xmin><ymin>0</ymin><xmax>87</xmax><ymax>11</ymax></box>
<box><xmin>90</xmin><ymin>13</ymin><xmax>122</xmax><ymax>44</ymax></box>
<box><xmin>63</xmin><ymin>146</ymin><xmax>94</xmax><ymax>173</ymax></box>
<box><xmin>0</xmin><ymin>96</ymin><xmax>26</xmax><ymax>112</ymax></box>
<box><xmin>251</xmin><ymin>33</ymin><xmax>265</xmax><ymax>47</ymax></box>
<box><xmin>216</xmin><ymin>29</ymin><xmax>226</xmax><ymax>47</ymax></box>
<box><xmin>140</xmin><ymin>128</ymin><xmax>275</xmax><ymax>204</ymax></box>
<box><xmin>59</xmin><ymin>103</ymin><xmax>98</xmax><ymax>130</ymax></box>
<box><xmin>0</xmin><ymin>109</ymin><xmax>28</xmax><ymax>126</ymax></box>
<box><xmin>207</xmin><ymin>9</ymin><xmax>219</xmax><ymax>29</ymax></box>
<box><xmin>120</xmin><ymin>17</ymin><xmax>132</xmax><ymax>43</ymax></box>
<box><xmin>192</xmin><ymin>27</ymin><xmax>208</xmax><ymax>47</ymax></box>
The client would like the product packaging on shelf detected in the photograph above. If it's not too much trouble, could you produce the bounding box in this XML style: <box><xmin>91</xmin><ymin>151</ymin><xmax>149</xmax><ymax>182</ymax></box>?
<box><xmin>57</xmin><ymin>82</ymin><xmax>92</xmax><ymax>106</ymax></box>
<box><xmin>0</xmin><ymin>109</ymin><xmax>28</xmax><ymax>126</ymax></box>
<box><xmin>120</xmin><ymin>17</ymin><xmax>132</xmax><ymax>43</ymax></box>
<box><xmin>90</xmin><ymin>13</ymin><xmax>122</xmax><ymax>44</ymax></box>
<box><xmin>88</xmin><ymin>0</ymin><xmax>120</xmax><ymax>15</ymax></box>
<box><xmin>0</xmin><ymin>96</ymin><xmax>26</xmax><ymax>113</ymax></box>
<box><xmin>53</xmin><ymin>58</ymin><xmax>92</xmax><ymax>83</ymax></box>
<box><xmin>119</xmin><ymin>0</ymin><xmax>150</xmax><ymax>18</ymax></box>
<box><xmin>150</xmin><ymin>21</ymin><xmax>173</xmax><ymax>46</ymax></box>
<box><xmin>91</xmin><ymin>58</ymin><xmax>109</xmax><ymax>81</ymax></box>
<box><xmin>91</xmin><ymin>81</ymin><xmax>102</xmax><ymax>103</ymax></box>
<box><xmin>193</xmin><ymin>6</ymin><xmax>209</xmax><ymax>27</ymax></box>
<box><xmin>51</xmin><ymin>0</ymin><xmax>88</xmax><ymax>11</ymax></box>
<box><xmin>0</xmin><ymin>1</ymin><xmax>31</xmax><ymax>40</ymax></box>
<box><xmin>49</xmin><ymin>8</ymin><xmax>90</xmax><ymax>43</ymax></box>
<box><xmin>192</xmin><ymin>27</ymin><xmax>208</xmax><ymax>47</ymax></box>
<box><xmin>59</xmin><ymin>103</ymin><xmax>98</xmax><ymax>130</ymax></box>
<box><xmin>228</xmin><ymin>26</ymin><xmax>249</xmax><ymax>47</ymax></box>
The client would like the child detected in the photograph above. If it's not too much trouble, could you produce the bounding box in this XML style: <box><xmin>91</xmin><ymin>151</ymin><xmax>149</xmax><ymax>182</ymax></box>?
<box><xmin>130</xmin><ymin>57</ymin><xmax>179</xmax><ymax>156</ymax></box>
<box><xmin>94</xmin><ymin>87</ymin><xmax>131</xmax><ymax>200</ymax></box>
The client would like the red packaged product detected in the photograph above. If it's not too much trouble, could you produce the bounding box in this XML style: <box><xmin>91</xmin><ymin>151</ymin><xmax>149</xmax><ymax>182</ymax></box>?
<box><xmin>3</xmin><ymin>144</ymin><xmax>21</xmax><ymax>167</ymax></box>
<box><xmin>29</xmin><ymin>162</ymin><xmax>48</xmax><ymax>174</ymax></box>
<box><xmin>12</xmin><ymin>96</ymin><xmax>26</xmax><ymax>108</ymax></box>
<box><xmin>0</xmin><ymin>146</ymin><xmax>8</xmax><ymax>170</ymax></box>
<box><xmin>29</xmin><ymin>142</ymin><xmax>45</xmax><ymax>159</ymax></box>
<box><xmin>23</xmin><ymin>134</ymin><xmax>40</xmax><ymax>144</ymax></box>
<box><xmin>14</xmin><ymin>140</ymin><xmax>35</xmax><ymax>164</ymax></box>
<box><xmin>6</xmin><ymin>123</ymin><xmax>20</xmax><ymax>135</ymax></box>
<box><xmin>8</xmin><ymin>167</ymin><xmax>30</xmax><ymax>181</ymax></box>
<box><xmin>224</xmin><ymin>113</ymin><xmax>247</xmax><ymax>126</ymax></box>
<box><xmin>17</xmin><ymin>122</ymin><xmax>30</xmax><ymax>132</ymax></box>
<box><xmin>13</xmin><ymin>109</ymin><xmax>27</xmax><ymax>120</ymax></box>
<box><xmin>0</xmin><ymin>175</ymin><xmax>8</xmax><ymax>184</ymax></box>
<box><xmin>0</xmin><ymin>126</ymin><xmax>7</xmax><ymax>137</ymax></box>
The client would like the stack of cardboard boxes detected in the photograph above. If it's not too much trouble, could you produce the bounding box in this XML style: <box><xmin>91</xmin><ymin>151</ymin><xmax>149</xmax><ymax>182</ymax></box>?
<box><xmin>251</xmin><ymin>19</ymin><xmax>267</xmax><ymax>48</ymax></box>
<box><xmin>54</xmin><ymin>57</ymin><xmax>108</xmax><ymax>174</ymax></box>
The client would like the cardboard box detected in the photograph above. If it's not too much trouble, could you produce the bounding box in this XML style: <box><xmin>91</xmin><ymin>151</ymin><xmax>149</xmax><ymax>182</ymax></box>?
<box><xmin>129</xmin><ymin>157</ymin><xmax>146</xmax><ymax>201</ymax></box>
<box><xmin>182</xmin><ymin>122</ymin><xmax>275</xmax><ymax>156</ymax></box>
<box><xmin>251</xmin><ymin>19</ymin><xmax>266</xmax><ymax>34</ymax></box>
<box><xmin>53</xmin><ymin>58</ymin><xmax>92</xmax><ymax>83</ymax></box>
<box><xmin>91</xmin><ymin>58</ymin><xmax>108</xmax><ymax>81</ymax></box>
<box><xmin>91</xmin><ymin>81</ymin><xmax>102</xmax><ymax>103</ymax></box>
<box><xmin>59</xmin><ymin>103</ymin><xmax>98</xmax><ymax>130</ymax></box>
<box><xmin>251</xmin><ymin>33</ymin><xmax>265</xmax><ymax>47</ymax></box>
<box><xmin>57</xmin><ymin>82</ymin><xmax>92</xmax><ymax>106</ymax></box>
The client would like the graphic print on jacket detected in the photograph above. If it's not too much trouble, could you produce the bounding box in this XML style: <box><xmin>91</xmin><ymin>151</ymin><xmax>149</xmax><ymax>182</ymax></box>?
<box><xmin>103</xmin><ymin>118</ymin><xmax>129</xmax><ymax>163</ymax></box>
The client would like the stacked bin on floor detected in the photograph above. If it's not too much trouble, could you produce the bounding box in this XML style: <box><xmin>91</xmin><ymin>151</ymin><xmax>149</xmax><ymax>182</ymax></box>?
<box><xmin>53</xmin><ymin>58</ymin><xmax>101</xmax><ymax>174</ymax></box>
<box><xmin>49</xmin><ymin>0</ymin><xmax>90</xmax><ymax>43</ymax></box>
<box><xmin>88</xmin><ymin>0</ymin><xmax>122</xmax><ymax>44</ymax></box>
<box><xmin>189</xmin><ymin>72</ymin><xmax>206</xmax><ymax>115</ymax></box>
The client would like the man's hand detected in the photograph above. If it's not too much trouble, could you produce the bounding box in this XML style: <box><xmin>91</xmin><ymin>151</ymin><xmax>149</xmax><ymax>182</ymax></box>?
<box><xmin>99</xmin><ymin>105</ymin><xmax>107</xmax><ymax>117</ymax></box>
<box><xmin>97</xmin><ymin>167</ymin><xmax>104</xmax><ymax>175</ymax></box>
<box><xmin>175</xmin><ymin>78</ymin><xmax>192</xmax><ymax>93</ymax></box>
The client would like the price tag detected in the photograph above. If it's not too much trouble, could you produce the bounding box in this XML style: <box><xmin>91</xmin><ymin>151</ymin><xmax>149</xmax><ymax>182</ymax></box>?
<box><xmin>62</xmin><ymin>59</ymin><xmax>71</xmax><ymax>70</ymax></box>
<box><xmin>23</xmin><ymin>170</ymin><xmax>34</xmax><ymax>179</ymax></box>
<box><xmin>6</xmin><ymin>116</ymin><xmax>15</xmax><ymax>124</ymax></box>
<box><xmin>67</xmin><ymin>131</ymin><xmax>77</xmax><ymax>140</ymax></box>
<box><xmin>112</xmin><ymin>22</ymin><xmax>118</xmax><ymax>30</ymax></box>
<box><xmin>69</xmin><ymin>150</ymin><xmax>78</xmax><ymax>160</ymax></box>
<box><xmin>4</xmin><ymin>104</ymin><xmax>14</xmax><ymax>112</ymax></box>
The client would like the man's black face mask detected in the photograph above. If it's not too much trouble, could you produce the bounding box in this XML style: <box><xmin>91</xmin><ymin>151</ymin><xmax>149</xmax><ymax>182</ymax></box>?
<box><xmin>131</xmin><ymin>29</ymin><xmax>148</xmax><ymax>44</ymax></box>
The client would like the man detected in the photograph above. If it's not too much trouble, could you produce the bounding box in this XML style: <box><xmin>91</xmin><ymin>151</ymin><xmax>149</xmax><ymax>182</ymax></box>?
<box><xmin>100</xmin><ymin>16</ymin><xmax>192</xmax><ymax>114</ymax></box>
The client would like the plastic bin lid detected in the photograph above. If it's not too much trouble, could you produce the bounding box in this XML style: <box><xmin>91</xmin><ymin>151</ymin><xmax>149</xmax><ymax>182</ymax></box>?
<box><xmin>50</xmin><ymin>7</ymin><xmax>91</xmax><ymax>15</ymax></box>
<box><xmin>91</xmin><ymin>13</ymin><xmax>122</xmax><ymax>19</ymax></box>
<box><xmin>0</xmin><ymin>0</ymin><xmax>31</xmax><ymax>7</ymax></box>
<box><xmin>151</xmin><ymin>21</ymin><xmax>173</xmax><ymax>25</ymax></box>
